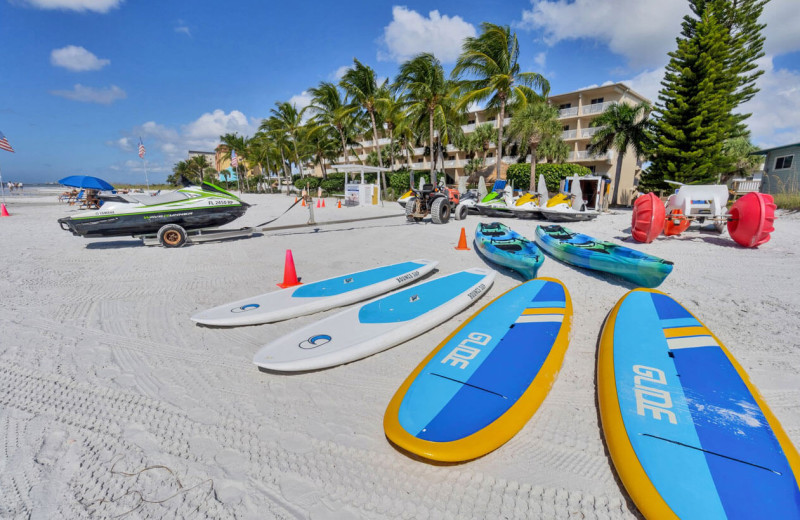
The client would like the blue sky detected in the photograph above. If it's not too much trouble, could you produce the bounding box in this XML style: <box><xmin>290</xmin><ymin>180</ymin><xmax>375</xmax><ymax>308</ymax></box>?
<box><xmin>1</xmin><ymin>0</ymin><xmax>798</xmax><ymax>184</ymax></box>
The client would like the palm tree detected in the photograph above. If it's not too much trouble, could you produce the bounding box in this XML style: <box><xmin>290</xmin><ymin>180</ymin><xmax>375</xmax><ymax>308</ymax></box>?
<box><xmin>587</xmin><ymin>102</ymin><xmax>651</xmax><ymax>205</ymax></box>
<box><xmin>539</xmin><ymin>134</ymin><xmax>570</xmax><ymax>164</ymax></box>
<box><xmin>507</xmin><ymin>99</ymin><xmax>562</xmax><ymax>191</ymax></box>
<box><xmin>395</xmin><ymin>53</ymin><xmax>460</xmax><ymax>181</ymax></box>
<box><xmin>260</xmin><ymin>117</ymin><xmax>294</xmax><ymax>189</ymax></box>
<box><xmin>452</xmin><ymin>22</ymin><xmax>549</xmax><ymax>180</ymax></box>
<box><xmin>187</xmin><ymin>155</ymin><xmax>210</xmax><ymax>184</ymax></box>
<box><xmin>340</xmin><ymin>58</ymin><xmax>389</xmax><ymax>187</ymax></box>
<box><xmin>268</xmin><ymin>101</ymin><xmax>308</xmax><ymax>178</ymax></box>
<box><xmin>468</xmin><ymin>123</ymin><xmax>496</xmax><ymax>163</ymax></box>
<box><xmin>308</xmin><ymin>82</ymin><xmax>359</xmax><ymax>166</ymax></box>
<box><xmin>219</xmin><ymin>133</ymin><xmax>250</xmax><ymax>192</ymax></box>
<box><xmin>377</xmin><ymin>89</ymin><xmax>408</xmax><ymax>171</ymax></box>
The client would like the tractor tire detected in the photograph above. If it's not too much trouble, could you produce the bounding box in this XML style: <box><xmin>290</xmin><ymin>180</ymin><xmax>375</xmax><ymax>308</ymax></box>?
<box><xmin>431</xmin><ymin>197</ymin><xmax>451</xmax><ymax>224</ymax></box>
<box><xmin>454</xmin><ymin>203</ymin><xmax>468</xmax><ymax>221</ymax></box>
<box><xmin>405</xmin><ymin>197</ymin><xmax>418</xmax><ymax>222</ymax></box>
<box><xmin>158</xmin><ymin>224</ymin><xmax>187</xmax><ymax>248</ymax></box>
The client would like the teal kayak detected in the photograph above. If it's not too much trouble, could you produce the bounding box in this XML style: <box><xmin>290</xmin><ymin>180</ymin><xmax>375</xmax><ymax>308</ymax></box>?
<box><xmin>475</xmin><ymin>222</ymin><xmax>545</xmax><ymax>279</ymax></box>
<box><xmin>534</xmin><ymin>224</ymin><xmax>673</xmax><ymax>288</ymax></box>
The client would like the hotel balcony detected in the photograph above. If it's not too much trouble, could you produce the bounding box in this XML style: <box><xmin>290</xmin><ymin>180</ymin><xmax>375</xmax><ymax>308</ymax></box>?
<box><xmin>569</xmin><ymin>150</ymin><xmax>616</xmax><ymax>163</ymax></box>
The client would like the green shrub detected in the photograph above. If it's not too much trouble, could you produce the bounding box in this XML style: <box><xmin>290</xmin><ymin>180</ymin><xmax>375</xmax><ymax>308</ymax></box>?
<box><xmin>774</xmin><ymin>192</ymin><xmax>800</xmax><ymax>211</ymax></box>
<box><xmin>506</xmin><ymin>163</ymin><xmax>592</xmax><ymax>193</ymax></box>
<box><xmin>294</xmin><ymin>177</ymin><xmax>319</xmax><ymax>190</ymax></box>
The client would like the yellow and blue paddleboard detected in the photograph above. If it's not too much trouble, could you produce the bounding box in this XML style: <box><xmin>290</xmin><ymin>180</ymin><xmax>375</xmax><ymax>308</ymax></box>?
<box><xmin>384</xmin><ymin>278</ymin><xmax>572</xmax><ymax>462</ymax></box>
<box><xmin>598</xmin><ymin>288</ymin><xmax>800</xmax><ymax>519</ymax></box>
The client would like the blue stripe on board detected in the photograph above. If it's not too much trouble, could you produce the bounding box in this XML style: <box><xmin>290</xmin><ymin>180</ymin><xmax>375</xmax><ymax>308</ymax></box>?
<box><xmin>418</xmin><ymin>320</ymin><xmax>561</xmax><ymax>442</ymax></box>
<box><xmin>397</xmin><ymin>280</ymin><xmax>552</xmax><ymax>437</ymax></box>
<box><xmin>358</xmin><ymin>271</ymin><xmax>485</xmax><ymax>324</ymax></box>
<box><xmin>651</xmin><ymin>292</ymin><xmax>693</xmax><ymax>320</ymax></box>
<box><xmin>532</xmin><ymin>280</ymin><xmax>565</xmax><ymax>303</ymax></box>
<box><xmin>671</xmin><ymin>346</ymin><xmax>800</xmax><ymax>519</ymax></box>
<box><xmin>613</xmin><ymin>291</ymin><xmax>726</xmax><ymax>518</ymax></box>
<box><xmin>291</xmin><ymin>261</ymin><xmax>425</xmax><ymax>298</ymax></box>
<box><xmin>526</xmin><ymin>300</ymin><xmax>566</xmax><ymax>309</ymax></box>
<box><xmin>660</xmin><ymin>317</ymin><xmax>702</xmax><ymax>329</ymax></box>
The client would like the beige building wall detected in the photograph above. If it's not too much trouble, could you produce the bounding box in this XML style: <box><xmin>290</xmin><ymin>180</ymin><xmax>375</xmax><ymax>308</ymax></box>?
<box><xmin>313</xmin><ymin>82</ymin><xmax>650</xmax><ymax>205</ymax></box>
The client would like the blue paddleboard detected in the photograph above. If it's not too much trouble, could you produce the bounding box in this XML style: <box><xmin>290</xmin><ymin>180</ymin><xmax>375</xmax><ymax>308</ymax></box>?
<box><xmin>384</xmin><ymin>278</ymin><xmax>572</xmax><ymax>461</ymax></box>
<box><xmin>598</xmin><ymin>288</ymin><xmax>800</xmax><ymax>519</ymax></box>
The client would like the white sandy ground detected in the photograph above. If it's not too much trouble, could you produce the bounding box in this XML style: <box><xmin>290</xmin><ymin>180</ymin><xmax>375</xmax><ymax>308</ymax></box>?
<box><xmin>0</xmin><ymin>188</ymin><xmax>798</xmax><ymax>519</ymax></box>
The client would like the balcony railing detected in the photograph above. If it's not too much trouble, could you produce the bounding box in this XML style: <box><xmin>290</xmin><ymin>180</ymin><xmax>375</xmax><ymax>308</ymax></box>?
<box><xmin>558</xmin><ymin>106</ymin><xmax>579</xmax><ymax>118</ymax></box>
<box><xmin>570</xmin><ymin>150</ymin><xmax>616</xmax><ymax>162</ymax></box>
<box><xmin>581</xmin><ymin>101</ymin><xmax>614</xmax><ymax>116</ymax></box>
<box><xmin>561</xmin><ymin>129</ymin><xmax>578</xmax><ymax>140</ymax></box>
<box><xmin>580</xmin><ymin>126</ymin><xmax>604</xmax><ymax>138</ymax></box>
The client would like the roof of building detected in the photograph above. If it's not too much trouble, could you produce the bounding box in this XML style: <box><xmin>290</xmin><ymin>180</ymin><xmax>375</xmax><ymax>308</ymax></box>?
<box><xmin>548</xmin><ymin>82</ymin><xmax>651</xmax><ymax>104</ymax></box>
<box><xmin>753</xmin><ymin>142</ymin><xmax>800</xmax><ymax>155</ymax></box>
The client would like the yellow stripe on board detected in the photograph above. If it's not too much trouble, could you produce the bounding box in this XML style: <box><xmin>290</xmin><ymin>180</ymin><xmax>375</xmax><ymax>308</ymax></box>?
<box><xmin>522</xmin><ymin>307</ymin><xmax>565</xmax><ymax>315</ymax></box>
<box><xmin>663</xmin><ymin>326</ymin><xmax>708</xmax><ymax>339</ymax></box>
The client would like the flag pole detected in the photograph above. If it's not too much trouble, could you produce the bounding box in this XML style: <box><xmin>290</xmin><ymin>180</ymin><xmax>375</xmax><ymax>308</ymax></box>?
<box><xmin>143</xmin><ymin>158</ymin><xmax>150</xmax><ymax>192</ymax></box>
<box><xmin>0</xmin><ymin>163</ymin><xmax>7</xmax><ymax>207</ymax></box>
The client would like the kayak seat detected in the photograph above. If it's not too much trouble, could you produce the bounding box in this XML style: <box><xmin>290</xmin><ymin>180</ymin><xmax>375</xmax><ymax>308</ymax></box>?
<box><xmin>494</xmin><ymin>243</ymin><xmax>522</xmax><ymax>252</ymax></box>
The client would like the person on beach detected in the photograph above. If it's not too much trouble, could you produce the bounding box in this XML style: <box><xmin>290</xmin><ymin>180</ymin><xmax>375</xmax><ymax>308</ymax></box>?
<box><xmin>17</xmin><ymin>182</ymin><xmax>23</xmax><ymax>192</ymax></box>
<box><xmin>7</xmin><ymin>181</ymin><xmax>13</xmax><ymax>192</ymax></box>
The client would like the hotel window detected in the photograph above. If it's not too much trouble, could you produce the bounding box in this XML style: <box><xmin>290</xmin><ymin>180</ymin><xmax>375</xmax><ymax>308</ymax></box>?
<box><xmin>468</xmin><ymin>120</ymin><xmax>475</xmax><ymax>125</ymax></box>
<box><xmin>588</xmin><ymin>166</ymin><xmax>596</xmax><ymax>174</ymax></box>
<box><xmin>487</xmin><ymin>153</ymin><xmax>494</xmax><ymax>158</ymax></box>
<box><xmin>590</xmin><ymin>97</ymin><xmax>604</xmax><ymax>104</ymax></box>
<box><xmin>563</xmin><ymin>125</ymin><xmax>570</xmax><ymax>131</ymax></box>
<box><xmin>559</xmin><ymin>103</ymin><xmax>571</xmax><ymax>109</ymax></box>
<box><xmin>775</xmin><ymin>155</ymin><xmax>794</xmax><ymax>170</ymax></box>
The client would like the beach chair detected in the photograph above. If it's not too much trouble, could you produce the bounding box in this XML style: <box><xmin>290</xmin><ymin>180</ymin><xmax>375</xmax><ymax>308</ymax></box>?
<box><xmin>81</xmin><ymin>190</ymin><xmax>101</xmax><ymax>209</ymax></box>
<box><xmin>69</xmin><ymin>189</ymin><xmax>85</xmax><ymax>206</ymax></box>
<box><xmin>730</xmin><ymin>172</ymin><xmax>763</xmax><ymax>200</ymax></box>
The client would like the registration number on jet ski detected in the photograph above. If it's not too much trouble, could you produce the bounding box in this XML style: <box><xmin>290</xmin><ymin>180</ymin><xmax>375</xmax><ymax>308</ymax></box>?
<box><xmin>208</xmin><ymin>200</ymin><xmax>237</xmax><ymax>206</ymax></box>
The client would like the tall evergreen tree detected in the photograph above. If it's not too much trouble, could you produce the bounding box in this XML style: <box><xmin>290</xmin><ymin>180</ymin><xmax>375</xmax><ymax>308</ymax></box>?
<box><xmin>643</xmin><ymin>0</ymin><xmax>767</xmax><ymax>190</ymax></box>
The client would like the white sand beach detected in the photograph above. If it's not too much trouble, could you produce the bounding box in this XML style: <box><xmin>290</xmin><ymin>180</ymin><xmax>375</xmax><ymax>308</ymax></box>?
<box><xmin>1</xmin><ymin>191</ymin><xmax>798</xmax><ymax>519</ymax></box>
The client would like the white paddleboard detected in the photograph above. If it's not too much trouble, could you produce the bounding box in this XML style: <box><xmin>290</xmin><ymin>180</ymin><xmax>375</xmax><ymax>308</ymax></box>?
<box><xmin>253</xmin><ymin>268</ymin><xmax>496</xmax><ymax>372</ymax></box>
<box><xmin>192</xmin><ymin>259</ymin><xmax>438</xmax><ymax>326</ymax></box>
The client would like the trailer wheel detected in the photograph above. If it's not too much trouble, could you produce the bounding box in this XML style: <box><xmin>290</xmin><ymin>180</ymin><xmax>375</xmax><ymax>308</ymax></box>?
<box><xmin>158</xmin><ymin>224</ymin><xmax>187</xmax><ymax>248</ymax></box>
<box><xmin>454</xmin><ymin>203</ymin><xmax>468</xmax><ymax>221</ymax></box>
<box><xmin>431</xmin><ymin>197</ymin><xmax>451</xmax><ymax>224</ymax></box>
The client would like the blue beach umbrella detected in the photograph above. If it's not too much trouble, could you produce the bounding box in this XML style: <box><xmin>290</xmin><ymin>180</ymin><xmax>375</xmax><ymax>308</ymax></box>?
<box><xmin>58</xmin><ymin>175</ymin><xmax>115</xmax><ymax>191</ymax></box>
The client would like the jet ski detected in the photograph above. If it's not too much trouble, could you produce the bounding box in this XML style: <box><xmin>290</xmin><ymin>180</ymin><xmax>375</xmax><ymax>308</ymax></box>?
<box><xmin>475</xmin><ymin>183</ymin><xmax>517</xmax><ymax>217</ymax></box>
<box><xmin>58</xmin><ymin>179</ymin><xmax>249</xmax><ymax>241</ymax></box>
<box><xmin>508</xmin><ymin>174</ymin><xmax>548</xmax><ymax>219</ymax></box>
<box><xmin>538</xmin><ymin>175</ymin><xmax>599</xmax><ymax>222</ymax></box>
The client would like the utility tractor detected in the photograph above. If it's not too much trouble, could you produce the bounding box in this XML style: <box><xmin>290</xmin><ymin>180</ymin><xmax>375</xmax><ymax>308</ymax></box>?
<box><xmin>405</xmin><ymin>170</ymin><xmax>465</xmax><ymax>223</ymax></box>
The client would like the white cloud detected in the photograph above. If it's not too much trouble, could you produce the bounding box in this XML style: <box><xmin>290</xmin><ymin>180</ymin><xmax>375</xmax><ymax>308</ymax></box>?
<box><xmin>519</xmin><ymin>0</ymin><xmax>688</xmax><ymax>69</ymax></box>
<box><xmin>50</xmin><ymin>84</ymin><xmax>126</xmax><ymax>104</ymax></box>
<box><xmin>739</xmin><ymin>57</ymin><xmax>800</xmax><ymax>149</ymax></box>
<box><xmin>182</xmin><ymin>109</ymin><xmax>256</xmax><ymax>143</ymax></box>
<box><xmin>108</xmin><ymin>136</ymin><xmax>131</xmax><ymax>151</ymax></box>
<box><xmin>288</xmin><ymin>91</ymin><xmax>312</xmax><ymax>110</ymax></box>
<box><xmin>50</xmin><ymin>45</ymin><xmax>109</xmax><ymax>71</ymax></box>
<box><xmin>620</xmin><ymin>68</ymin><xmax>664</xmax><ymax>104</ymax></box>
<box><xmin>762</xmin><ymin>0</ymin><xmax>800</xmax><ymax>56</ymax></box>
<box><xmin>380</xmin><ymin>6</ymin><xmax>476</xmax><ymax>63</ymax></box>
<box><xmin>331</xmin><ymin>65</ymin><xmax>349</xmax><ymax>81</ymax></box>
<box><xmin>22</xmin><ymin>0</ymin><xmax>122</xmax><ymax>13</ymax></box>
<box><xmin>174</xmin><ymin>20</ymin><xmax>191</xmax><ymax>37</ymax></box>
<box><xmin>534</xmin><ymin>52</ymin><xmax>547</xmax><ymax>69</ymax></box>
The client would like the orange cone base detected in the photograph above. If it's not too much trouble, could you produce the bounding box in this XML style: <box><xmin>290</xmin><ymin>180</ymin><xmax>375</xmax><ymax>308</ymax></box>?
<box><xmin>322</xmin><ymin>199</ymin><xmax>326</xmax><ymax>208</ymax></box>
<box><xmin>337</xmin><ymin>200</ymin><xmax>342</xmax><ymax>208</ymax></box>
<box><xmin>316</xmin><ymin>199</ymin><xmax>321</xmax><ymax>208</ymax></box>
<box><xmin>0</xmin><ymin>204</ymin><xmax>9</xmax><ymax>217</ymax></box>
<box><xmin>455</xmin><ymin>227</ymin><xmax>470</xmax><ymax>250</ymax></box>
<box><xmin>277</xmin><ymin>249</ymin><xmax>302</xmax><ymax>288</ymax></box>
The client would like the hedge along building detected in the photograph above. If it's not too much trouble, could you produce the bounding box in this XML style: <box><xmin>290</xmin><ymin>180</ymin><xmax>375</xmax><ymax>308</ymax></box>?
<box><xmin>312</xmin><ymin>82</ymin><xmax>651</xmax><ymax>205</ymax></box>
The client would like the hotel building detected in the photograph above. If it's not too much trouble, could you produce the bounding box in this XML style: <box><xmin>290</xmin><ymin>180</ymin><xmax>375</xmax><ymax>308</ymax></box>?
<box><xmin>326</xmin><ymin>82</ymin><xmax>650</xmax><ymax>205</ymax></box>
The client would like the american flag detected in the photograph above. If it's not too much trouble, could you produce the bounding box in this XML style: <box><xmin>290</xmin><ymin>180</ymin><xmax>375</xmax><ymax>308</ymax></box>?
<box><xmin>138</xmin><ymin>138</ymin><xmax>146</xmax><ymax>159</ymax></box>
<box><xmin>231</xmin><ymin>149</ymin><xmax>238</xmax><ymax>168</ymax></box>
<box><xmin>0</xmin><ymin>131</ymin><xmax>14</xmax><ymax>153</ymax></box>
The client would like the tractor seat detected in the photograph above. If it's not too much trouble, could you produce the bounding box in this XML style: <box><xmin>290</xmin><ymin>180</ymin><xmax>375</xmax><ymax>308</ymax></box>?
<box><xmin>421</xmin><ymin>183</ymin><xmax>434</xmax><ymax>193</ymax></box>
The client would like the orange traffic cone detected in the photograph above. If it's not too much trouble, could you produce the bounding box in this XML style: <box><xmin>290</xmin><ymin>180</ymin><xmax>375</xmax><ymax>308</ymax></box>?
<box><xmin>294</xmin><ymin>196</ymin><xmax>298</xmax><ymax>203</ymax></box>
<box><xmin>0</xmin><ymin>204</ymin><xmax>9</xmax><ymax>217</ymax></box>
<box><xmin>277</xmin><ymin>249</ymin><xmax>302</xmax><ymax>288</ymax></box>
<box><xmin>321</xmin><ymin>198</ymin><xmax>326</xmax><ymax>208</ymax></box>
<box><xmin>337</xmin><ymin>200</ymin><xmax>342</xmax><ymax>209</ymax></box>
<box><xmin>316</xmin><ymin>198</ymin><xmax>321</xmax><ymax>209</ymax></box>
<box><xmin>301</xmin><ymin>197</ymin><xmax>306</xmax><ymax>207</ymax></box>
<box><xmin>455</xmin><ymin>227</ymin><xmax>470</xmax><ymax>250</ymax></box>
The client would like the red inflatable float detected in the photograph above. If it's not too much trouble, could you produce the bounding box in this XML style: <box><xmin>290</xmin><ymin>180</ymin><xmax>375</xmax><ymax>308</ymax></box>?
<box><xmin>727</xmin><ymin>192</ymin><xmax>776</xmax><ymax>248</ymax></box>
<box><xmin>631</xmin><ymin>193</ymin><xmax>664</xmax><ymax>243</ymax></box>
